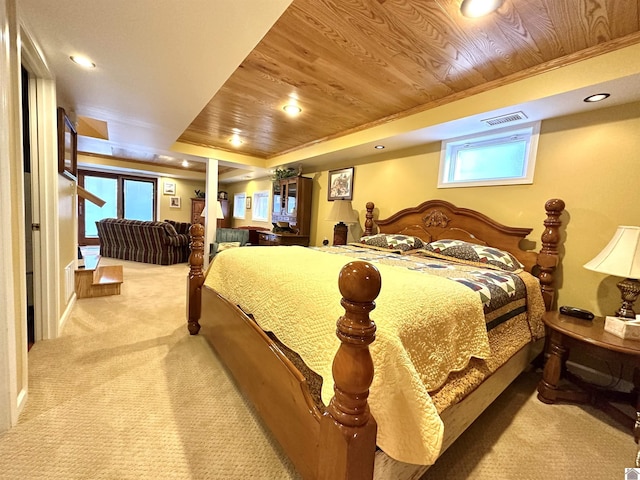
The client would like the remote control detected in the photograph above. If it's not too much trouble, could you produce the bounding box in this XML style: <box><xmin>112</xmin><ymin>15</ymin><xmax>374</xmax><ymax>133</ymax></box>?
<box><xmin>559</xmin><ymin>305</ymin><xmax>594</xmax><ymax>320</ymax></box>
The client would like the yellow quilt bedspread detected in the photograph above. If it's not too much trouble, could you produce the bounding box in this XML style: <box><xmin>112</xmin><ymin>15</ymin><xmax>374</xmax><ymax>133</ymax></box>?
<box><xmin>204</xmin><ymin>246</ymin><xmax>491</xmax><ymax>465</ymax></box>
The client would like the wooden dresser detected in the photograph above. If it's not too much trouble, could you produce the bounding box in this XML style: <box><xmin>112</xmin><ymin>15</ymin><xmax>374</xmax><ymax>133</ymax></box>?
<box><xmin>191</xmin><ymin>198</ymin><xmax>205</xmax><ymax>225</ymax></box>
<box><xmin>258</xmin><ymin>232</ymin><xmax>310</xmax><ymax>246</ymax></box>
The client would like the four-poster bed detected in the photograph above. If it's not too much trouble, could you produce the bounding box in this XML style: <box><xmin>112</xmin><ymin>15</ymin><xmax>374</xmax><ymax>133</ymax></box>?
<box><xmin>186</xmin><ymin>198</ymin><xmax>565</xmax><ymax>479</ymax></box>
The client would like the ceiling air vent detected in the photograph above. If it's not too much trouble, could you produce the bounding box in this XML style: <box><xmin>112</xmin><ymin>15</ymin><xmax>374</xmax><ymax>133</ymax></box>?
<box><xmin>481</xmin><ymin>111</ymin><xmax>528</xmax><ymax>126</ymax></box>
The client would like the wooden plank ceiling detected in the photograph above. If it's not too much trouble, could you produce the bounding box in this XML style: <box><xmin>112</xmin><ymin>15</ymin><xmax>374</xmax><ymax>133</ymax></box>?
<box><xmin>178</xmin><ymin>0</ymin><xmax>640</xmax><ymax>160</ymax></box>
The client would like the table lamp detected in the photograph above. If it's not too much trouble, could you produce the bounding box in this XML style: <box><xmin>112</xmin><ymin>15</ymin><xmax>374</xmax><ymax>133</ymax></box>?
<box><xmin>326</xmin><ymin>200</ymin><xmax>356</xmax><ymax>246</ymax></box>
<box><xmin>583</xmin><ymin>225</ymin><xmax>640</xmax><ymax>319</ymax></box>
<box><xmin>200</xmin><ymin>201</ymin><xmax>224</xmax><ymax>219</ymax></box>
<box><xmin>215</xmin><ymin>200</ymin><xmax>224</xmax><ymax>220</ymax></box>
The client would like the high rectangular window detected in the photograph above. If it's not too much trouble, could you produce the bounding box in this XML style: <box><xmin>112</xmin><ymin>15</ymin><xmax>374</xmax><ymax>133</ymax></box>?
<box><xmin>439</xmin><ymin>122</ymin><xmax>540</xmax><ymax>188</ymax></box>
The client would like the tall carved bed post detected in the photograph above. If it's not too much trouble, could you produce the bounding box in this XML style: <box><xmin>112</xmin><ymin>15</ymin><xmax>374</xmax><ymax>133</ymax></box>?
<box><xmin>187</xmin><ymin>223</ymin><xmax>205</xmax><ymax>335</ymax></box>
<box><xmin>364</xmin><ymin>201</ymin><xmax>375</xmax><ymax>237</ymax></box>
<box><xmin>537</xmin><ymin>198</ymin><xmax>565</xmax><ymax>311</ymax></box>
<box><xmin>319</xmin><ymin>261</ymin><xmax>381</xmax><ymax>480</ymax></box>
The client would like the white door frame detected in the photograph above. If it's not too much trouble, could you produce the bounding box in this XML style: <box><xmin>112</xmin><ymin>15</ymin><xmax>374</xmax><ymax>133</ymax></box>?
<box><xmin>0</xmin><ymin>0</ymin><xmax>22</xmax><ymax>431</ymax></box>
<box><xmin>21</xmin><ymin>29</ymin><xmax>60</xmax><ymax>341</ymax></box>
<box><xmin>0</xmin><ymin>0</ymin><xmax>59</xmax><ymax>431</ymax></box>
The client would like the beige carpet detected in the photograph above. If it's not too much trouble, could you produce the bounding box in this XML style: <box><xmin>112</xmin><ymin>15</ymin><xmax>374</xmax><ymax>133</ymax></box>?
<box><xmin>0</xmin><ymin>258</ymin><xmax>635</xmax><ymax>479</ymax></box>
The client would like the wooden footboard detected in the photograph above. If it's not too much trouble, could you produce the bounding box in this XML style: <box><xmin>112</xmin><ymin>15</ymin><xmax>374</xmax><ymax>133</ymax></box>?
<box><xmin>187</xmin><ymin>224</ymin><xmax>381</xmax><ymax>479</ymax></box>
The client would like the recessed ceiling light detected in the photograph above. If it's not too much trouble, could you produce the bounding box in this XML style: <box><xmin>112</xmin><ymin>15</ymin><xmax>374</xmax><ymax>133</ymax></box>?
<box><xmin>70</xmin><ymin>55</ymin><xmax>96</xmax><ymax>68</ymax></box>
<box><xmin>283</xmin><ymin>104</ymin><xmax>302</xmax><ymax>115</ymax></box>
<box><xmin>584</xmin><ymin>93</ymin><xmax>610</xmax><ymax>103</ymax></box>
<box><xmin>460</xmin><ymin>0</ymin><xmax>504</xmax><ymax>18</ymax></box>
<box><xmin>374</xmin><ymin>145</ymin><xmax>385</xmax><ymax>149</ymax></box>
<box><xmin>229</xmin><ymin>134</ymin><xmax>243</xmax><ymax>146</ymax></box>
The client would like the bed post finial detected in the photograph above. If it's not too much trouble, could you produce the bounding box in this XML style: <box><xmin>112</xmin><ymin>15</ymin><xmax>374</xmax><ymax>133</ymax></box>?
<box><xmin>318</xmin><ymin>261</ymin><xmax>380</xmax><ymax>480</ymax></box>
<box><xmin>538</xmin><ymin>198</ymin><xmax>565</xmax><ymax>310</ymax></box>
<box><xmin>187</xmin><ymin>223</ymin><xmax>205</xmax><ymax>335</ymax></box>
<box><xmin>364</xmin><ymin>202</ymin><xmax>375</xmax><ymax>237</ymax></box>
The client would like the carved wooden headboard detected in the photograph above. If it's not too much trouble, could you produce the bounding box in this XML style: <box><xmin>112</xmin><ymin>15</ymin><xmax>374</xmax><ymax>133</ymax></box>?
<box><xmin>363</xmin><ymin>199</ymin><xmax>565</xmax><ymax>280</ymax></box>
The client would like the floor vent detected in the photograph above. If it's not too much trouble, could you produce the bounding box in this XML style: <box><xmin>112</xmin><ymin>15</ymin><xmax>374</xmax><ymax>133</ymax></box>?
<box><xmin>481</xmin><ymin>111</ymin><xmax>528</xmax><ymax>126</ymax></box>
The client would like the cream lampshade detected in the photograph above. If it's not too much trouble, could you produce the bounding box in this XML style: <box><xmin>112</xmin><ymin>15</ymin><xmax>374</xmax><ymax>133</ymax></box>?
<box><xmin>326</xmin><ymin>200</ymin><xmax>356</xmax><ymax>246</ymax></box>
<box><xmin>200</xmin><ymin>201</ymin><xmax>224</xmax><ymax>220</ymax></box>
<box><xmin>584</xmin><ymin>226</ymin><xmax>640</xmax><ymax>319</ymax></box>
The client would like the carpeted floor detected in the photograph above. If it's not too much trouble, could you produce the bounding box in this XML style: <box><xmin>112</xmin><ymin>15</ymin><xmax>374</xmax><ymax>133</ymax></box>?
<box><xmin>0</xmin><ymin>258</ymin><xmax>635</xmax><ymax>479</ymax></box>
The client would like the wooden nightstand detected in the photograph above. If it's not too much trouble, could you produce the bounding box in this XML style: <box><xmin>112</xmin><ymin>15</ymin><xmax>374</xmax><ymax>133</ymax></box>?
<box><xmin>537</xmin><ymin>311</ymin><xmax>640</xmax><ymax>465</ymax></box>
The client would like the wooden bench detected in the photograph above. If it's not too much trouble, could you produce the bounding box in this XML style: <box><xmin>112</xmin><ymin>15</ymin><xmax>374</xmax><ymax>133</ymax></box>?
<box><xmin>75</xmin><ymin>255</ymin><xmax>123</xmax><ymax>299</ymax></box>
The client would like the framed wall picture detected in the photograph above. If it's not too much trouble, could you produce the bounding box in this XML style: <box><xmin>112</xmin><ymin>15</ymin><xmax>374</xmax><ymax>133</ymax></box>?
<box><xmin>327</xmin><ymin>167</ymin><xmax>354</xmax><ymax>201</ymax></box>
<box><xmin>57</xmin><ymin>107</ymin><xmax>77</xmax><ymax>180</ymax></box>
<box><xmin>163</xmin><ymin>182</ymin><xmax>176</xmax><ymax>195</ymax></box>
<box><xmin>245</xmin><ymin>196</ymin><xmax>252</xmax><ymax>209</ymax></box>
<box><xmin>169</xmin><ymin>196</ymin><xmax>181</xmax><ymax>208</ymax></box>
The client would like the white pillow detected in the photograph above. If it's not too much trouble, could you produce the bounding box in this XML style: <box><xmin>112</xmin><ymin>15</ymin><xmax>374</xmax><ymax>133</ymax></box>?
<box><xmin>217</xmin><ymin>241</ymin><xmax>241</xmax><ymax>252</ymax></box>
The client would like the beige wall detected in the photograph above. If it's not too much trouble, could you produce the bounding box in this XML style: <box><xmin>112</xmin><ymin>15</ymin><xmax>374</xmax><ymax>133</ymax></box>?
<box><xmin>223</xmin><ymin>177</ymin><xmax>274</xmax><ymax>230</ymax></box>
<box><xmin>226</xmin><ymin>100</ymin><xmax>640</xmax><ymax>319</ymax></box>
<box><xmin>159</xmin><ymin>177</ymin><xmax>206</xmax><ymax>223</ymax></box>
<box><xmin>57</xmin><ymin>175</ymin><xmax>76</xmax><ymax>313</ymax></box>
<box><xmin>317</xmin><ymin>102</ymin><xmax>640</xmax><ymax>317</ymax></box>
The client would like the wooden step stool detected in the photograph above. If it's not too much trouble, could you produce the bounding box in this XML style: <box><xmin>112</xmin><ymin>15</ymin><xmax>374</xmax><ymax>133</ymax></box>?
<box><xmin>75</xmin><ymin>255</ymin><xmax>123</xmax><ymax>299</ymax></box>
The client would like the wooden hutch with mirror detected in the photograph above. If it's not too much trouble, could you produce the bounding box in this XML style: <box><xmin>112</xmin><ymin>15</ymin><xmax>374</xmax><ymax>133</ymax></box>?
<box><xmin>259</xmin><ymin>176</ymin><xmax>312</xmax><ymax>246</ymax></box>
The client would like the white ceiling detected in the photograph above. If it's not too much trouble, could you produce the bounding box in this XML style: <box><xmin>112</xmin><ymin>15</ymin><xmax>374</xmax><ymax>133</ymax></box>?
<box><xmin>18</xmin><ymin>0</ymin><xmax>292</xmax><ymax>176</ymax></box>
<box><xmin>17</xmin><ymin>1</ymin><xmax>640</xmax><ymax>182</ymax></box>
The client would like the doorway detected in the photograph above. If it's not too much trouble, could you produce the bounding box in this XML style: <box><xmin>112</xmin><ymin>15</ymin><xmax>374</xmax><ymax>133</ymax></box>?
<box><xmin>21</xmin><ymin>65</ymin><xmax>35</xmax><ymax>349</ymax></box>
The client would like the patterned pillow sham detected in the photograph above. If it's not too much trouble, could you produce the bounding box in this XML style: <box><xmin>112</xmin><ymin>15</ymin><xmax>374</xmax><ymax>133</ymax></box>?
<box><xmin>420</xmin><ymin>239</ymin><xmax>524</xmax><ymax>272</ymax></box>
<box><xmin>360</xmin><ymin>234</ymin><xmax>424</xmax><ymax>253</ymax></box>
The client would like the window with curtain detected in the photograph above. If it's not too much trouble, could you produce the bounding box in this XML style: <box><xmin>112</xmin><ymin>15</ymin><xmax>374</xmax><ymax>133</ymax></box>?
<box><xmin>252</xmin><ymin>190</ymin><xmax>270</xmax><ymax>222</ymax></box>
<box><xmin>233</xmin><ymin>192</ymin><xmax>246</xmax><ymax>219</ymax></box>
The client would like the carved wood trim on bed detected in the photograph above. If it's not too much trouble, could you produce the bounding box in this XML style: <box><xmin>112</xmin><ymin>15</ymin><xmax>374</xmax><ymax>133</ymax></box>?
<box><xmin>186</xmin><ymin>198</ymin><xmax>566</xmax><ymax>480</ymax></box>
<box><xmin>364</xmin><ymin>198</ymin><xmax>565</xmax><ymax>310</ymax></box>
<box><xmin>187</xmin><ymin>223</ymin><xmax>205</xmax><ymax>335</ymax></box>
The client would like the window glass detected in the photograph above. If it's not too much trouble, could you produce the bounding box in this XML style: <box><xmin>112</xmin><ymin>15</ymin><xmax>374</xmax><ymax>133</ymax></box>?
<box><xmin>439</xmin><ymin>122</ymin><xmax>540</xmax><ymax>188</ymax></box>
<box><xmin>233</xmin><ymin>193</ymin><xmax>246</xmax><ymax>219</ymax></box>
<box><xmin>123</xmin><ymin>178</ymin><xmax>154</xmax><ymax>220</ymax></box>
<box><xmin>79</xmin><ymin>170</ymin><xmax>157</xmax><ymax>243</ymax></box>
<box><xmin>252</xmin><ymin>191</ymin><xmax>270</xmax><ymax>222</ymax></box>
<box><xmin>84</xmin><ymin>176</ymin><xmax>117</xmax><ymax>237</ymax></box>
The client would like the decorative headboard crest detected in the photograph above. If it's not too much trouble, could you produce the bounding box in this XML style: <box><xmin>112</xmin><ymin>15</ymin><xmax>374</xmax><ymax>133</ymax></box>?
<box><xmin>423</xmin><ymin>210</ymin><xmax>450</xmax><ymax>228</ymax></box>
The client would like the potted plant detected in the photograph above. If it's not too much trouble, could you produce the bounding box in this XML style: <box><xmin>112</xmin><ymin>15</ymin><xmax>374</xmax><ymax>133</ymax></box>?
<box><xmin>271</xmin><ymin>166</ymin><xmax>298</xmax><ymax>193</ymax></box>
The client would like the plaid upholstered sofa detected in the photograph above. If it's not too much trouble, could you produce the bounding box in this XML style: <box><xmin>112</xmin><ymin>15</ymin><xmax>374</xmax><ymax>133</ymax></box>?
<box><xmin>96</xmin><ymin>218</ymin><xmax>190</xmax><ymax>265</ymax></box>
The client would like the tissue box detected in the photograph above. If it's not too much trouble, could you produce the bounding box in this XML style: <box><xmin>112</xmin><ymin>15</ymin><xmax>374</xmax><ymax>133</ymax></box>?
<box><xmin>604</xmin><ymin>316</ymin><xmax>640</xmax><ymax>340</ymax></box>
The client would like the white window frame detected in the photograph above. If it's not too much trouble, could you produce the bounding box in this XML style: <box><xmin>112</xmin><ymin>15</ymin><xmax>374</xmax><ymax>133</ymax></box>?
<box><xmin>233</xmin><ymin>192</ymin><xmax>246</xmax><ymax>219</ymax></box>
<box><xmin>438</xmin><ymin>122</ymin><xmax>540</xmax><ymax>188</ymax></box>
<box><xmin>251</xmin><ymin>190</ymin><xmax>270</xmax><ymax>222</ymax></box>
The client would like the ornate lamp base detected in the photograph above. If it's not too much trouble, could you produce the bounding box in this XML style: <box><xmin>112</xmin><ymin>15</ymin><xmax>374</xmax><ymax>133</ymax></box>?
<box><xmin>333</xmin><ymin>222</ymin><xmax>348</xmax><ymax>246</ymax></box>
<box><xmin>616</xmin><ymin>278</ymin><xmax>640</xmax><ymax>319</ymax></box>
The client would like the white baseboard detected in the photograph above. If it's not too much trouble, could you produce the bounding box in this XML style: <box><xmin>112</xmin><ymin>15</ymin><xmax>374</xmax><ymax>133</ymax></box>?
<box><xmin>58</xmin><ymin>293</ymin><xmax>76</xmax><ymax>335</ymax></box>
<box><xmin>15</xmin><ymin>387</ymin><xmax>28</xmax><ymax>421</ymax></box>
<box><xmin>566</xmin><ymin>360</ymin><xmax>634</xmax><ymax>392</ymax></box>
